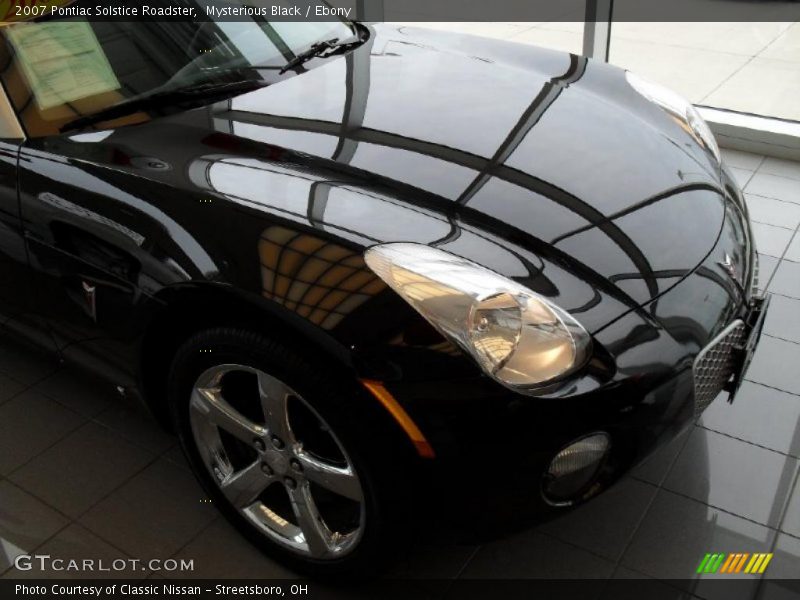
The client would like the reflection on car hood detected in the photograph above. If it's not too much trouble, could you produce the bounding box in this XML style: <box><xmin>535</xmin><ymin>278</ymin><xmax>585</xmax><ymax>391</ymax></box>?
<box><xmin>222</xmin><ymin>24</ymin><xmax>727</xmax><ymax>304</ymax></box>
<box><xmin>62</xmin><ymin>23</ymin><xmax>729</xmax><ymax>314</ymax></box>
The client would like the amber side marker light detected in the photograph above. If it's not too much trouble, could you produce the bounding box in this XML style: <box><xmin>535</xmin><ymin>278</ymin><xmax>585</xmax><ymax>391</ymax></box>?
<box><xmin>361</xmin><ymin>379</ymin><xmax>435</xmax><ymax>459</ymax></box>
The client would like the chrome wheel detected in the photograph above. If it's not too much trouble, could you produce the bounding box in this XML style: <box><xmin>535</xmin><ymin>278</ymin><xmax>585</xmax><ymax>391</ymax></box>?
<box><xmin>189</xmin><ymin>364</ymin><xmax>365</xmax><ymax>559</ymax></box>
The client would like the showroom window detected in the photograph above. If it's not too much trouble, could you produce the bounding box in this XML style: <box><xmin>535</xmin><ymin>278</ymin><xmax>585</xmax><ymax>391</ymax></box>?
<box><xmin>609</xmin><ymin>21</ymin><xmax>800</xmax><ymax>122</ymax></box>
<box><xmin>366</xmin><ymin>0</ymin><xmax>800</xmax><ymax>155</ymax></box>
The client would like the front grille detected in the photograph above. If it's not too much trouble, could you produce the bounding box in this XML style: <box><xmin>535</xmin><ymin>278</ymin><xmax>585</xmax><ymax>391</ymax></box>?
<box><xmin>692</xmin><ymin>320</ymin><xmax>747</xmax><ymax>417</ymax></box>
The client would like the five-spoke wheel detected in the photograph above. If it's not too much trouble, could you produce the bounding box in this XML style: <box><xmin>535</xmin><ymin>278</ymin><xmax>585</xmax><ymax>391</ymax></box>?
<box><xmin>189</xmin><ymin>364</ymin><xmax>365</xmax><ymax>559</ymax></box>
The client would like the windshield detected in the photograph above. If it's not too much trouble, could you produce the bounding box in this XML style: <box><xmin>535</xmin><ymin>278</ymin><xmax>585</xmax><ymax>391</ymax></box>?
<box><xmin>0</xmin><ymin>2</ymin><xmax>357</xmax><ymax>137</ymax></box>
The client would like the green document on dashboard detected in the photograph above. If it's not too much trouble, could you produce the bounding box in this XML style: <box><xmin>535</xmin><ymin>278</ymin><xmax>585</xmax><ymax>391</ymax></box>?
<box><xmin>6</xmin><ymin>21</ymin><xmax>120</xmax><ymax>110</ymax></box>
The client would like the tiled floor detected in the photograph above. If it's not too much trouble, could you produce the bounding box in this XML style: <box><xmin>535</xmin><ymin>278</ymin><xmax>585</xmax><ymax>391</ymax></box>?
<box><xmin>0</xmin><ymin>149</ymin><xmax>799</xmax><ymax>597</ymax></box>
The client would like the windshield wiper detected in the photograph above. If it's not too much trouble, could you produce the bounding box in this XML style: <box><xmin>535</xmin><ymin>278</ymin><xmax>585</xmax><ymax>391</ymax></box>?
<box><xmin>59</xmin><ymin>79</ymin><xmax>269</xmax><ymax>134</ymax></box>
<box><xmin>279</xmin><ymin>36</ymin><xmax>363</xmax><ymax>75</ymax></box>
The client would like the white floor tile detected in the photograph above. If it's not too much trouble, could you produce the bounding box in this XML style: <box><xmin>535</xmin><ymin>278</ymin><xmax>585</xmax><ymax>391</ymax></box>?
<box><xmin>79</xmin><ymin>459</ymin><xmax>216</xmax><ymax>558</ymax></box>
<box><xmin>746</xmin><ymin>172</ymin><xmax>800</xmax><ymax>205</ymax></box>
<box><xmin>761</xmin><ymin>156</ymin><xmax>800</xmax><ymax>182</ymax></box>
<box><xmin>9</xmin><ymin>422</ymin><xmax>154</xmax><ymax>518</ymax></box>
<box><xmin>0</xmin><ymin>391</ymin><xmax>85</xmax><ymax>476</ymax></box>
<box><xmin>745</xmin><ymin>194</ymin><xmax>800</xmax><ymax>230</ymax></box>
<box><xmin>722</xmin><ymin>148</ymin><xmax>765</xmax><ymax>171</ymax></box>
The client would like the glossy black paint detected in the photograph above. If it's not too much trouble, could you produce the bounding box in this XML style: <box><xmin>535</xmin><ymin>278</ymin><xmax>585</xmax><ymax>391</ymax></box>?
<box><xmin>0</xmin><ymin>24</ymin><xmax>758</xmax><ymax>520</ymax></box>
<box><xmin>0</xmin><ymin>139</ymin><xmax>33</xmax><ymax>334</ymax></box>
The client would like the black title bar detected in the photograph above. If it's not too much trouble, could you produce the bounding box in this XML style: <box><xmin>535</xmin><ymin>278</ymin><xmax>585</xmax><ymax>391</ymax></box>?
<box><xmin>2</xmin><ymin>0</ymin><xmax>800</xmax><ymax>23</ymax></box>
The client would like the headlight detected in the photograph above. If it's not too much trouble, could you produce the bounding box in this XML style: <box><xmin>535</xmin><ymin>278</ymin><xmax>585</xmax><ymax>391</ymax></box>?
<box><xmin>626</xmin><ymin>71</ymin><xmax>720</xmax><ymax>162</ymax></box>
<box><xmin>364</xmin><ymin>243</ymin><xmax>592</xmax><ymax>391</ymax></box>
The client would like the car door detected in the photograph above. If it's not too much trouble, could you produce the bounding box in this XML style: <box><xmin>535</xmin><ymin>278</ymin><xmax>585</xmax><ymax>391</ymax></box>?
<box><xmin>0</xmin><ymin>20</ymin><xmax>214</xmax><ymax>389</ymax></box>
<box><xmin>0</xmin><ymin>86</ymin><xmax>50</xmax><ymax>349</ymax></box>
<box><xmin>15</xmin><ymin>135</ymin><xmax>155</xmax><ymax>387</ymax></box>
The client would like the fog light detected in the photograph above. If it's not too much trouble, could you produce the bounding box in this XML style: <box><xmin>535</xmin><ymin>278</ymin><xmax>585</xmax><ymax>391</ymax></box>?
<box><xmin>543</xmin><ymin>433</ymin><xmax>610</xmax><ymax>504</ymax></box>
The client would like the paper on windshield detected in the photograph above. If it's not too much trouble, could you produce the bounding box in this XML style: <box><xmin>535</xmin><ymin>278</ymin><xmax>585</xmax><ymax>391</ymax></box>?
<box><xmin>6</xmin><ymin>21</ymin><xmax>119</xmax><ymax>110</ymax></box>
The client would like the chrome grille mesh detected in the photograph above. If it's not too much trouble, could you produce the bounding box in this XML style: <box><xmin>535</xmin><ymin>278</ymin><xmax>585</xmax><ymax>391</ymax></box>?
<box><xmin>692</xmin><ymin>320</ymin><xmax>746</xmax><ymax>417</ymax></box>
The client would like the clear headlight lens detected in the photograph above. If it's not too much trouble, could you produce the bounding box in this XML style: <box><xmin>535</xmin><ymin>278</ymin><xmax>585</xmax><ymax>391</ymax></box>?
<box><xmin>364</xmin><ymin>243</ymin><xmax>592</xmax><ymax>391</ymax></box>
<box><xmin>626</xmin><ymin>71</ymin><xmax>720</xmax><ymax>162</ymax></box>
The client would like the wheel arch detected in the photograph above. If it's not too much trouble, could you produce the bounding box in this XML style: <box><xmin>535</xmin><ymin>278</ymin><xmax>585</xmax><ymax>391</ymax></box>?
<box><xmin>137</xmin><ymin>282</ymin><xmax>357</xmax><ymax>430</ymax></box>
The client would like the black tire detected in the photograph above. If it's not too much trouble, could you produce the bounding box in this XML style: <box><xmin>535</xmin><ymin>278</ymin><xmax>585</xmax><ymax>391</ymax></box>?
<box><xmin>167</xmin><ymin>327</ymin><xmax>414</xmax><ymax>578</ymax></box>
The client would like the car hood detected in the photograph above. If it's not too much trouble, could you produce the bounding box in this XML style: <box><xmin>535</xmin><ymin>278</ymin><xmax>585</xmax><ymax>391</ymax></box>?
<box><xmin>223</xmin><ymin>23</ymin><xmax>727</xmax><ymax>298</ymax></box>
<box><xmin>48</xmin><ymin>24</ymin><xmax>730</xmax><ymax>332</ymax></box>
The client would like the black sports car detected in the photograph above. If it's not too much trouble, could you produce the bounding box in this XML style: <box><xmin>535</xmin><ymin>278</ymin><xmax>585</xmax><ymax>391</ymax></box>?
<box><xmin>0</xmin><ymin>9</ymin><xmax>769</xmax><ymax>576</ymax></box>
